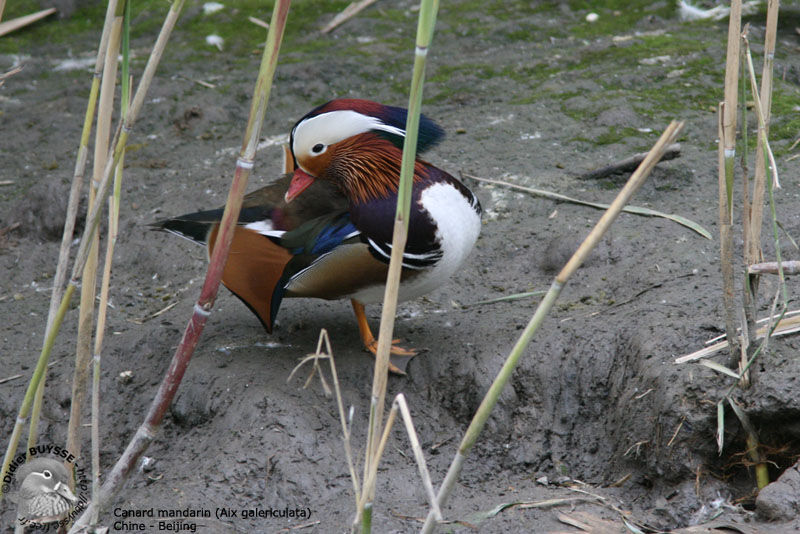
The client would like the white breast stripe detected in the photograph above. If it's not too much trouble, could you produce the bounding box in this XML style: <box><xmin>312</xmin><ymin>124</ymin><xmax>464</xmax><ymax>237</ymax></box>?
<box><xmin>350</xmin><ymin>181</ymin><xmax>481</xmax><ymax>304</ymax></box>
<box><xmin>366</xmin><ymin>237</ymin><xmax>440</xmax><ymax>270</ymax></box>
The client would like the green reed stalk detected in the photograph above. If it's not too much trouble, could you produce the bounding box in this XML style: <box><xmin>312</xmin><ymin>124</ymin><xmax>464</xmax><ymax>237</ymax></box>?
<box><xmin>360</xmin><ymin>1</ymin><xmax>439</xmax><ymax>531</ymax></box>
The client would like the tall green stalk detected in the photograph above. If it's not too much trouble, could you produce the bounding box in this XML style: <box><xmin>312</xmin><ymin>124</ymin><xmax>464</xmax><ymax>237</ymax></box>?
<box><xmin>360</xmin><ymin>1</ymin><xmax>439</xmax><ymax>530</ymax></box>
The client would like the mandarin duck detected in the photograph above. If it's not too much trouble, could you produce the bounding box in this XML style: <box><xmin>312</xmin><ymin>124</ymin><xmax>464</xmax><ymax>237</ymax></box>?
<box><xmin>16</xmin><ymin>458</ymin><xmax>78</xmax><ymax>525</ymax></box>
<box><xmin>155</xmin><ymin>99</ymin><xmax>481</xmax><ymax>373</ymax></box>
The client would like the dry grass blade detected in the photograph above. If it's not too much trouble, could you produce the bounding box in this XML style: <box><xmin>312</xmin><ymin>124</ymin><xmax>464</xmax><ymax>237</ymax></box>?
<box><xmin>675</xmin><ymin>313</ymin><xmax>800</xmax><ymax>363</ymax></box>
<box><xmin>466</xmin><ymin>174</ymin><xmax>711</xmax><ymax>240</ymax></box>
<box><xmin>748</xmin><ymin>261</ymin><xmax>800</xmax><ymax>275</ymax></box>
<box><xmin>358</xmin><ymin>394</ymin><xmax>441</xmax><ymax>522</ymax></box>
<box><xmin>288</xmin><ymin>330</ymin><xmax>361</xmax><ymax>504</ymax></box>
<box><xmin>465</xmin><ymin>290</ymin><xmax>545</xmax><ymax>307</ymax></box>
<box><xmin>394</xmin><ymin>395</ymin><xmax>441</xmax><ymax>521</ymax></box>
<box><xmin>699</xmin><ymin>359</ymin><xmax>740</xmax><ymax>379</ymax></box>
<box><xmin>321</xmin><ymin>0</ymin><xmax>376</xmax><ymax>33</ymax></box>
<box><xmin>0</xmin><ymin>7</ymin><xmax>56</xmax><ymax>37</ymax></box>
<box><xmin>742</xmin><ymin>31</ymin><xmax>780</xmax><ymax>190</ymax></box>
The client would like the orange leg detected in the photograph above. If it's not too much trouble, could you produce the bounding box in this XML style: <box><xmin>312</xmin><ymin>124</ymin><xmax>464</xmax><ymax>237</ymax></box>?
<box><xmin>351</xmin><ymin>299</ymin><xmax>416</xmax><ymax>374</ymax></box>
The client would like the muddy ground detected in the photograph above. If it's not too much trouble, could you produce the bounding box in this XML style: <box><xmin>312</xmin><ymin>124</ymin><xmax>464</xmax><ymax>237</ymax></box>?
<box><xmin>2</xmin><ymin>1</ymin><xmax>800</xmax><ymax>532</ymax></box>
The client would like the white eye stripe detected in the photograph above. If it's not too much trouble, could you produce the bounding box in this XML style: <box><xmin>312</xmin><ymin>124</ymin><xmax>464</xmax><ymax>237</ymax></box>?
<box><xmin>292</xmin><ymin>110</ymin><xmax>404</xmax><ymax>158</ymax></box>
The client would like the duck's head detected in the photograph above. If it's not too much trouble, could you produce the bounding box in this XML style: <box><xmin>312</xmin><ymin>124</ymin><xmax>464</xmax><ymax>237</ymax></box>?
<box><xmin>17</xmin><ymin>458</ymin><xmax>78</xmax><ymax>522</ymax></box>
<box><xmin>286</xmin><ymin>98</ymin><xmax>444</xmax><ymax>204</ymax></box>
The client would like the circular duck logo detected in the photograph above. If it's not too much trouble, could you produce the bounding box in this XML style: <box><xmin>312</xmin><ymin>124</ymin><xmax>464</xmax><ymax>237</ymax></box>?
<box><xmin>7</xmin><ymin>450</ymin><xmax>89</xmax><ymax>529</ymax></box>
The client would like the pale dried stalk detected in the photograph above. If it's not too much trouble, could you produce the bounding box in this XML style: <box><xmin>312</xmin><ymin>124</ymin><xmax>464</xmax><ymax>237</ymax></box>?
<box><xmin>288</xmin><ymin>330</ymin><xmax>361</xmax><ymax>505</ymax></box>
<box><xmin>745</xmin><ymin>0</ymin><xmax>779</xmax><ymax>262</ymax></box>
<box><xmin>321</xmin><ymin>0</ymin><xmax>376</xmax><ymax>33</ymax></box>
<box><xmin>421</xmin><ymin>121</ymin><xmax>685</xmax><ymax>533</ymax></box>
<box><xmin>90</xmin><ymin>196</ymin><xmax>118</xmax><ymax>525</ymax></box>
<box><xmin>66</xmin><ymin>2</ymin><xmax>124</xmax><ymax>467</ymax></box>
<box><xmin>357</xmin><ymin>394</ymin><xmax>441</xmax><ymax>522</ymax></box>
<box><xmin>718</xmin><ymin>0</ymin><xmax>742</xmax><ymax>367</ymax></box>
<box><xmin>739</xmin><ymin>13</ymin><xmax>780</xmax><ymax>386</ymax></box>
<box><xmin>25</xmin><ymin>0</ymin><xmax>120</xmax><ymax>458</ymax></box>
<box><xmin>749</xmin><ymin>261</ymin><xmax>800</xmax><ymax>275</ymax></box>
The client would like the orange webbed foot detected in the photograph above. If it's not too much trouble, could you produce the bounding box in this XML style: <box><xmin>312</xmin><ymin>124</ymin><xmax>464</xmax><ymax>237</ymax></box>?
<box><xmin>351</xmin><ymin>300</ymin><xmax>418</xmax><ymax>375</ymax></box>
<box><xmin>363</xmin><ymin>338</ymin><xmax>417</xmax><ymax>375</ymax></box>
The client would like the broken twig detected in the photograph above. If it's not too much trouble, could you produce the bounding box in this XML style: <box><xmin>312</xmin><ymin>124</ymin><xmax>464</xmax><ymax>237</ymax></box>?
<box><xmin>321</xmin><ymin>0</ymin><xmax>377</xmax><ymax>34</ymax></box>
<box><xmin>579</xmin><ymin>143</ymin><xmax>681</xmax><ymax>180</ymax></box>
<box><xmin>748</xmin><ymin>260</ymin><xmax>800</xmax><ymax>275</ymax></box>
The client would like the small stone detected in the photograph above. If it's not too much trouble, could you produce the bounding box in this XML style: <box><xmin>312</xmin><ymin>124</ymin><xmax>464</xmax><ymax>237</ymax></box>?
<box><xmin>140</xmin><ymin>456</ymin><xmax>156</xmax><ymax>473</ymax></box>
<box><xmin>756</xmin><ymin>462</ymin><xmax>800</xmax><ymax>521</ymax></box>
<box><xmin>118</xmin><ymin>370</ymin><xmax>133</xmax><ymax>384</ymax></box>
<box><xmin>586</xmin><ymin>12</ymin><xmax>599</xmax><ymax>23</ymax></box>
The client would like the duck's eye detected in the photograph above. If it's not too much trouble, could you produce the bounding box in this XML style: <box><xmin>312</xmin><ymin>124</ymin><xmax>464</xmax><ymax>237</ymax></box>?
<box><xmin>42</xmin><ymin>470</ymin><xmax>52</xmax><ymax>479</ymax></box>
<box><xmin>311</xmin><ymin>143</ymin><xmax>325</xmax><ymax>154</ymax></box>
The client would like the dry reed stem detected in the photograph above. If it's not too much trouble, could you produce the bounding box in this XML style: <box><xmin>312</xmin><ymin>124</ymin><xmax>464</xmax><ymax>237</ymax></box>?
<box><xmin>357</xmin><ymin>394</ymin><xmax>442</xmax><ymax>524</ymax></box>
<box><xmin>746</xmin><ymin>0</ymin><xmax>779</xmax><ymax>263</ymax></box>
<box><xmin>67</xmin><ymin>1</ymin><xmax>125</xmax><ymax>469</ymax></box>
<box><xmin>68</xmin><ymin>1</ymin><xmax>289</xmax><ymax>527</ymax></box>
<box><xmin>421</xmin><ymin>121</ymin><xmax>684</xmax><ymax>533</ymax></box>
<box><xmin>749</xmin><ymin>261</ymin><xmax>800</xmax><ymax>275</ymax></box>
<box><xmin>675</xmin><ymin>313</ymin><xmax>800</xmax><ymax>363</ymax></box>
<box><xmin>1</xmin><ymin>0</ymin><xmax>184</xmax><ymax>509</ymax></box>
<box><xmin>288</xmin><ymin>330</ymin><xmax>361</xmax><ymax>505</ymax></box>
<box><xmin>321</xmin><ymin>0</ymin><xmax>377</xmax><ymax>33</ymax></box>
<box><xmin>0</xmin><ymin>0</ymin><xmax>124</xmax><ymax>504</ymax></box>
<box><xmin>718</xmin><ymin>0</ymin><xmax>742</xmax><ymax>367</ymax></box>
<box><xmin>25</xmin><ymin>0</ymin><xmax>121</xmax><ymax>460</ymax></box>
<box><xmin>90</xmin><ymin>61</ymin><xmax>130</xmax><ymax>525</ymax></box>
<box><xmin>739</xmin><ymin>10</ymin><xmax>780</xmax><ymax>387</ymax></box>
<box><xmin>0</xmin><ymin>7</ymin><xmax>56</xmax><ymax>37</ymax></box>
